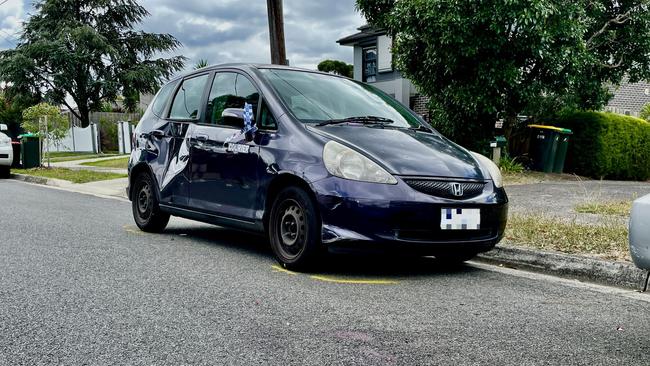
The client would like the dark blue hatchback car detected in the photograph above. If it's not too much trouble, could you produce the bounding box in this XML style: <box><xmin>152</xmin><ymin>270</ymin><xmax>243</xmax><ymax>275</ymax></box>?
<box><xmin>128</xmin><ymin>64</ymin><xmax>508</xmax><ymax>269</ymax></box>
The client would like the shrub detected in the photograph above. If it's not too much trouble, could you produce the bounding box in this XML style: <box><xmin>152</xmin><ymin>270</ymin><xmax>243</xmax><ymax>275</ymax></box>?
<box><xmin>98</xmin><ymin>118</ymin><xmax>118</xmax><ymax>153</ymax></box>
<box><xmin>499</xmin><ymin>155</ymin><xmax>524</xmax><ymax>174</ymax></box>
<box><xmin>556</xmin><ymin>111</ymin><xmax>650</xmax><ymax>180</ymax></box>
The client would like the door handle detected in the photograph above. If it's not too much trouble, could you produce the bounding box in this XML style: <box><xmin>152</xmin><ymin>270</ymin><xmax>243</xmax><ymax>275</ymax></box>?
<box><xmin>150</xmin><ymin>129</ymin><xmax>165</xmax><ymax>139</ymax></box>
<box><xmin>195</xmin><ymin>134</ymin><xmax>208</xmax><ymax>142</ymax></box>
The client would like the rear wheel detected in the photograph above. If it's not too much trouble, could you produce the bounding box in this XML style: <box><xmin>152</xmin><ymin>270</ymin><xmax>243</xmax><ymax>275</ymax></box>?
<box><xmin>269</xmin><ymin>186</ymin><xmax>322</xmax><ymax>270</ymax></box>
<box><xmin>132</xmin><ymin>172</ymin><xmax>170</xmax><ymax>232</ymax></box>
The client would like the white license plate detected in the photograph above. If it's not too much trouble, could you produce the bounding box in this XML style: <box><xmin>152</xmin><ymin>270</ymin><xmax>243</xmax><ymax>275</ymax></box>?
<box><xmin>440</xmin><ymin>208</ymin><xmax>481</xmax><ymax>230</ymax></box>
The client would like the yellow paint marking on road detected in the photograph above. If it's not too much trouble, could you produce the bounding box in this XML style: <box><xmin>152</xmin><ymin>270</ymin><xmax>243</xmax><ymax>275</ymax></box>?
<box><xmin>123</xmin><ymin>225</ymin><xmax>144</xmax><ymax>235</ymax></box>
<box><xmin>309</xmin><ymin>275</ymin><xmax>398</xmax><ymax>285</ymax></box>
<box><xmin>271</xmin><ymin>264</ymin><xmax>299</xmax><ymax>275</ymax></box>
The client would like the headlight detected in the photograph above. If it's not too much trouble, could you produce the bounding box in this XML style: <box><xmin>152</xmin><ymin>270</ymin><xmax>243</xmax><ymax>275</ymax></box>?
<box><xmin>323</xmin><ymin>140</ymin><xmax>397</xmax><ymax>184</ymax></box>
<box><xmin>0</xmin><ymin>135</ymin><xmax>10</xmax><ymax>147</ymax></box>
<box><xmin>471</xmin><ymin>152</ymin><xmax>503</xmax><ymax>188</ymax></box>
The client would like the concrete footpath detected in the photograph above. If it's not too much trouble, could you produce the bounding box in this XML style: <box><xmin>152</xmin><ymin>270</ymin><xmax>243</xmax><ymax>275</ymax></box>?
<box><xmin>7</xmin><ymin>172</ymin><xmax>650</xmax><ymax>292</ymax></box>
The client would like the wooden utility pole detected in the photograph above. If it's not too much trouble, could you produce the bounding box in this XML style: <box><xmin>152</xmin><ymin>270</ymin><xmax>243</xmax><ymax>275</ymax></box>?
<box><xmin>267</xmin><ymin>0</ymin><xmax>287</xmax><ymax>65</ymax></box>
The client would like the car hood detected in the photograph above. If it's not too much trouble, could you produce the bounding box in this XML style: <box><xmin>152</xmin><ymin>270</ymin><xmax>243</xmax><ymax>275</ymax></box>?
<box><xmin>309</xmin><ymin>125</ymin><xmax>485</xmax><ymax>179</ymax></box>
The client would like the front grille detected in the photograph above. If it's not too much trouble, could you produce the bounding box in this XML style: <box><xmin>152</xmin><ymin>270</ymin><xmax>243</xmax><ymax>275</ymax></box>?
<box><xmin>403</xmin><ymin>179</ymin><xmax>485</xmax><ymax>199</ymax></box>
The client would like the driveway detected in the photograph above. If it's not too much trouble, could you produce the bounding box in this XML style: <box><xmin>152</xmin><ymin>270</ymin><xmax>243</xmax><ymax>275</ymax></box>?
<box><xmin>506</xmin><ymin>180</ymin><xmax>650</xmax><ymax>225</ymax></box>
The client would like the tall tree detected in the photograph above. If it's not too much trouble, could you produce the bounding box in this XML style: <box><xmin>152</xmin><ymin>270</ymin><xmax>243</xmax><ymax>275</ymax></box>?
<box><xmin>356</xmin><ymin>0</ymin><xmax>650</xmax><ymax>148</ymax></box>
<box><xmin>318</xmin><ymin>59</ymin><xmax>354</xmax><ymax>78</ymax></box>
<box><xmin>0</xmin><ymin>0</ymin><xmax>186</xmax><ymax>127</ymax></box>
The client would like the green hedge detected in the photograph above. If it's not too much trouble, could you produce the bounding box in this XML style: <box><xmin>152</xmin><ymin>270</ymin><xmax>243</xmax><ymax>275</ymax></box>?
<box><xmin>556</xmin><ymin>111</ymin><xmax>650</xmax><ymax>181</ymax></box>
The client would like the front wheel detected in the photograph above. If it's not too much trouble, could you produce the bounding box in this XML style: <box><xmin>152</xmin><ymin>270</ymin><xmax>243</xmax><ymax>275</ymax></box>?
<box><xmin>132</xmin><ymin>172</ymin><xmax>170</xmax><ymax>233</ymax></box>
<box><xmin>268</xmin><ymin>186</ymin><xmax>323</xmax><ymax>271</ymax></box>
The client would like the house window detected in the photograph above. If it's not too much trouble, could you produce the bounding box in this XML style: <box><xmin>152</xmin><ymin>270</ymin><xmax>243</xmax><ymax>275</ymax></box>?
<box><xmin>362</xmin><ymin>47</ymin><xmax>377</xmax><ymax>83</ymax></box>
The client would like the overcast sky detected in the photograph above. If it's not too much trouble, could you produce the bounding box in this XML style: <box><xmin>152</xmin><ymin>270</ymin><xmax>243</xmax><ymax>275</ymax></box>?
<box><xmin>0</xmin><ymin>0</ymin><xmax>365</xmax><ymax>71</ymax></box>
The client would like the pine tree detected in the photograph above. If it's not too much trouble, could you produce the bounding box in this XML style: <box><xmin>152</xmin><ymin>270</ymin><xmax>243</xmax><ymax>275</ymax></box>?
<box><xmin>0</xmin><ymin>0</ymin><xmax>186</xmax><ymax>127</ymax></box>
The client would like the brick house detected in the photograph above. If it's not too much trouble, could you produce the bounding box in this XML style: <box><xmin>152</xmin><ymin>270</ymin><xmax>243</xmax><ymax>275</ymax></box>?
<box><xmin>337</xmin><ymin>25</ymin><xmax>431</xmax><ymax>119</ymax></box>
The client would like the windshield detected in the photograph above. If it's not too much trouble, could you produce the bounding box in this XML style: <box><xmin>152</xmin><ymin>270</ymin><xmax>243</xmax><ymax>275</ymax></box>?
<box><xmin>259</xmin><ymin>69</ymin><xmax>424</xmax><ymax>128</ymax></box>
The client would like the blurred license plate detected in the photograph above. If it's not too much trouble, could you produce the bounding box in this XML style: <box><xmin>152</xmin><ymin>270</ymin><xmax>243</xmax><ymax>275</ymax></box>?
<box><xmin>440</xmin><ymin>208</ymin><xmax>481</xmax><ymax>230</ymax></box>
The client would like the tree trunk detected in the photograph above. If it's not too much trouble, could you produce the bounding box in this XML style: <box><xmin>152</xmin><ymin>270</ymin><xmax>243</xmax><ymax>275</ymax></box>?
<box><xmin>78</xmin><ymin>104</ymin><xmax>91</xmax><ymax>128</ymax></box>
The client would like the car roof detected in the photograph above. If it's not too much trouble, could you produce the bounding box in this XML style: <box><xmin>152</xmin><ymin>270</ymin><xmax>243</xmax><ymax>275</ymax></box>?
<box><xmin>168</xmin><ymin>63</ymin><xmax>348</xmax><ymax>83</ymax></box>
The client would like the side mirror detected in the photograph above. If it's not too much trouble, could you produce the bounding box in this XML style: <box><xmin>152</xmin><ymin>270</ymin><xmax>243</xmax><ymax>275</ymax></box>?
<box><xmin>221</xmin><ymin>108</ymin><xmax>247</xmax><ymax>121</ymax></box>
<box><xmin>0</xmin><ymin>124</ymin><xmax>7</xmax><ymax>131</ymax></box>
<box><xmin>221</xmin><ymin>108</ymin><xmax>255</xmax><ymax>142</ymax></box>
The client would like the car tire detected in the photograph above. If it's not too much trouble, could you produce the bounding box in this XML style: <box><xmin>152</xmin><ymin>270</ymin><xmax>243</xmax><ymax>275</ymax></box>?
<box><xmin>132</xmin><ymin>172</ymin><xmax>170</xmax><ymax>233</ymax></box>
<box><xmin>0</xmin><ymin>166</ymin><xmax>9</xmax><ymax>179</ymax></box>
<box><xmin>269</xmin><ymin>186</ymin><xmax>323</xmax><ymax>271</ymax></box>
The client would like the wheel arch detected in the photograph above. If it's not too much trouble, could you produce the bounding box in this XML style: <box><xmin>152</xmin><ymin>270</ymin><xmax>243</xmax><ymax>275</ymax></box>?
<box><xmin>263</xmin><ymin>173</ymin><xmax>319</xmax><ymax>233</ymax></box>
<box><xmin>128</xmin><ymin>162</ymin><xmax>160</xmax><ymax>202</ymax></box>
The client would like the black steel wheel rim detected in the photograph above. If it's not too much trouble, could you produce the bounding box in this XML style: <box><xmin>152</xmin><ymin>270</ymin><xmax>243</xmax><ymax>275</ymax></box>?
<box><xmin>137</xmin><ymin>181</ymin><xmax>152</xmax><ymax>218</ymax></box>
<box><xmin>277</xmin><ymin>199</ymin><xmax>306</xmax><ymax>259</ymax></box>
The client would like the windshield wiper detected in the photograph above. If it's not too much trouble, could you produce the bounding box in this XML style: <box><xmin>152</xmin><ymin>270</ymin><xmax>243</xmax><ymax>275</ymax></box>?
<box><xmin>409</xmin><ymin>125</ymin><xmax>433</xmax><ymax>133</ymax></box>
<box><xmin>316</xmin><ymin>116</ymin><xmax>395</xmax><ymax>127</ymax></box>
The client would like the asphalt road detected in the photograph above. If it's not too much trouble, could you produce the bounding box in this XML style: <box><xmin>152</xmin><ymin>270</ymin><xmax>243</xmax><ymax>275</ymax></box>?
<box><xmin>1</xmin><ymin>179</ymin><xmax>649</xmax><ymax>366</ymax></box>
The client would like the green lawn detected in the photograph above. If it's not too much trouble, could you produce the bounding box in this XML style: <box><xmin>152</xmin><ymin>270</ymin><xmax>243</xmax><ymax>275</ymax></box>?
<box><xmin>80</xmin><ymin>156</ymin><xmax>129</xmax><ymax>169</ymax></box>
<box><xmin>13</xmin><ymin>167</ymin><xmax>127</xmax><ymax>184</ymax></box>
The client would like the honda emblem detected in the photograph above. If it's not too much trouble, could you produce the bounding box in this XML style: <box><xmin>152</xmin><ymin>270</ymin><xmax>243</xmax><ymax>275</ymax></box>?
<box><xmin>450</xmin><ymin>183</ymin><xmax>464</xmax><ymax>197</ymax></box>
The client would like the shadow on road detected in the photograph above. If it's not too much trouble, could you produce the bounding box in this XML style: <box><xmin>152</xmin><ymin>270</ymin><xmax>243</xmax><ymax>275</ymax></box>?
<box><xmin>163</xmin><ymin>225</ymin><xmax>478</xmax><ymax>279</ymax></box>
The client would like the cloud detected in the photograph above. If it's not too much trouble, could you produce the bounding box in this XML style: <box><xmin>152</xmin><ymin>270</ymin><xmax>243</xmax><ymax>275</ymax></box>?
<box><xmin>0</xmin><ymin>0</ymin><xmax>26</xmax><ymax>49</ymax></box>
<box><xmin>0</xmin><ymin>0</ymin><xmax>365</xmax><ymax>71</ymax></box>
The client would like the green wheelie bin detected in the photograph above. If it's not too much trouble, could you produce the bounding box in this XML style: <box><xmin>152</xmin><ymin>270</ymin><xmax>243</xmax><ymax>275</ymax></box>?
<box><xmin>527</xmin><ymin>125</ymin><xmax>562</xmax><ymax>173</ymax></box>
<box><xmin>19</xmin><ymin>133</ymin><xmax>40</xmax><ymax>169</ymax></box>
<box><xmin>552</xmin><ymin>128</ymin><xmax>573</xmax><ymax>174</ymax></box>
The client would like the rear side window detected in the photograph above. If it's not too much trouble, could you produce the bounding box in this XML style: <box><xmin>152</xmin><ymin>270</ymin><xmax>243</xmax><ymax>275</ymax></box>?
<box><xmin>151</xmin><ymin>80</ymin><xmax>179</xmax><ymax>117</ymax></box>
<box><xmin>169</xmin><ymin>74</ymin><xmax>209</xmax><ymax>120</ymax></box>
<box><xmin>206</xmin><ymin>72</ymin><xmax>260</xmax><ymax>127</ymax></box>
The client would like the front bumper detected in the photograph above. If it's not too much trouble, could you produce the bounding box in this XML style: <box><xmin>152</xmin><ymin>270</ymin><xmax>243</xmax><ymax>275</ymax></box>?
<box><xmin>0</xmin><ymin>145</ymin><xmax>13</xmax><ymax>167</ymax></box>
<box><xmin>312</xmin><ymin>176</ymin><xmax>508</xmax><ymax>255</ymax></box>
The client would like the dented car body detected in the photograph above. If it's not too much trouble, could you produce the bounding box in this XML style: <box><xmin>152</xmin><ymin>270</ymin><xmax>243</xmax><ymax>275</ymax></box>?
<box><xmin>127</xmin><ymin>64</ymin><xmax>508</xmax><ymax>269</ymax></box>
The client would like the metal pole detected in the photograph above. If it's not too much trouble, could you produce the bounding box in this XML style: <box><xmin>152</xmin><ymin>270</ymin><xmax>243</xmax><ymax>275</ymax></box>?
<box><xmin>38</xmin><ymin>117</ymin><xmax>43</xmax><ymax>168</ymax></box>
<box><xmin>267</xmin><ymin>0</ymin><xmax>287</xmax><ymax>65</ymax></box>
<box><xmin>45</xmin><ymin>114</ymin><xmax>50</xmax><ymax>168</ymax></box>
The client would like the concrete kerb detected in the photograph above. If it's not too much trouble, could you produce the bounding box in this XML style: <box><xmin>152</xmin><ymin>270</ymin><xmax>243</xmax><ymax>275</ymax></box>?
<box><xmin>9</xmin><ymin>173</ymin><xmax>129</xmax><ymax>202</ymax></box>
<box><xmin>477</xmin><ymin>245</ymin><xmax>649</xmax><ymax>291</ymax></box>
<box><xmin>10</xmin><ymin>173</ymin><xmax>71</xmax><ymax>188</ymax></box>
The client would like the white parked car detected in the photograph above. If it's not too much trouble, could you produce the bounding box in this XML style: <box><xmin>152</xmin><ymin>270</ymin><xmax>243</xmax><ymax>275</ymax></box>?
<box><xmin>630</xmin><ymin>194</ymin><xmax>650</xmax><ymax>272</ymax></box>
<box><xmin>0</xmin><ymin>124</ymin><xmax>13</xmax><ymax>178</ymax></box>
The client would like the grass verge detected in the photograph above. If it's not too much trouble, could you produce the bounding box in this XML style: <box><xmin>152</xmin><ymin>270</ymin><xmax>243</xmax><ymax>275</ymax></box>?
<box><xmin>503</xmin><ymin>171</ymin><xmax>583</xmax><ymax>186</ymax></box>
<box><xmin>48</xmin><ymin>152</ymin><xmax>119</xmax><ymax>163</ymax></box>
<box><xmin>503</xmin><ymin>214</ymin><xmax>629</xmax><ymax>261</ymax></box>
<box><xmin>81</xmin><ymin>156</ymin><xmax>129</xmax><ymax>169</ymax></box>
<box><xmin>13</xmin><ymin>167</ymin><xmax>127</xmax><ymax>184</ymax></box>
<box><xmin>574</xmin><ymin>201</ymin><xmax>632</xmax><ymax>216</ymax></box>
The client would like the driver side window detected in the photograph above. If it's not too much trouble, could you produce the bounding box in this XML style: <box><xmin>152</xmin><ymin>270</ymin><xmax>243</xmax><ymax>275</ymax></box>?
<box><xmin>206</xmin><ymin>72</ymin><xmax>259</xmax><ymax>127</ymax></box>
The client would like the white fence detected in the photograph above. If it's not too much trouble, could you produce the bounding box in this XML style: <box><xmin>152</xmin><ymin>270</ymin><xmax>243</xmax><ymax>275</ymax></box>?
<box><xmin>51</xmin><ymin>124</ymin><xmax>99</xmax><ymax>153</ymax></box>
<box><xmin>50</xmin><ymin>121</ymin><xmax>134</xmax><ymax>153</ymax></box>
